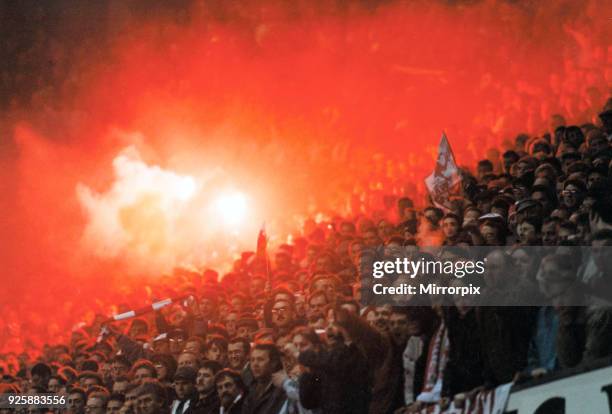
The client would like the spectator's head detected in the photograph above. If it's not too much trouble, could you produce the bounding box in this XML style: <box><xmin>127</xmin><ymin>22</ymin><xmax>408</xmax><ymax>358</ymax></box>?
<box><xmin>310</xmin><ymin>274</ymin><xmax>339</xmax><ymax>298</ymax></box>
<box><xmin>85</xmin><ymin>392</ymin><xmax>108</xmax><ymax>414</ymax></box>
<box><xmin>515</xmin><ymin>133</ymin><xmax>531</xmax><ymax>152</ymax></box>
<box><xmin>47</xmin><ymin>374</ymin><xmax>66</xmax><ymax>394</ymax></box>
<box><xmin>215</xmin><ymin>369</ymin><xmax>245</xmax><ymax>409</ymax></box>
<box><xmin>150</xmin><ymin>354</ymin><xmax>176</xmax><ymax>383</ymax></box>
<box><xmin>223</xmin><ymin>310</ymin><xmax>239</xmax><ymax>338</ymax></box>
<box><xmin>67</xmin><ymin>387</ymin><xmax>87</xmax><ymax>414</ymax></box>
<box><xmin>479</xmin><ymin>218</ymin><xmax>505</xmax><ymax>246</ymax></box>
<box><xmin>541</xmin><ymin>217</ymin><xmax>559</xmax><ymax>246</ymax></box>
<box><xmin>557</xmin><ymin>220</ymin><xmax>577</xmax><ymax>242</ymax></box>
<box><xmin>227</xmin><ymin>337</ymin><xmax>250</xmax><ymax>370</ymax></box>
<box><xmin>111</xmin><ymin>376</ymin><xmax>129</xmax><ymax>394</ymax></box>
<box><xmin>270</xmin><ymin>298</ymin><xmax>296</xmax><ymax>330</ymax></box>
<box><xmin>250</xmin><ymin>342</ymin><xmax>282</xmax><ymax>382</ymax></box>
<box><xmin>490</xmin><ymin>198</ymin><xmax>511</xmax><ymax>221</ymax></box>
<box><xmin>372</xmin><ymin>304</ymin><xmax>392</xmax><ymax>333</ymax></box>
<box><xmin>377</xmin><ymin>219</ymin><xmax>395</xmax><ymax>240</ymax></box>
<box><xmin>560</xmin><ymin>149</ymin><xmax>581</xmax><ymax>172</ymax></box>
<box><xmin>474</xmin><ymin>190</ymin><xmax>495</xmax><ymax>214</ymax></box>
<box><xmin>462</xmin><ymin>207</ymin><xmax>481</xmax><ymax>228</ymax></box>
<box><xmin>397</xmin><ymin>197</ymin><xmax>415</xmax><ymax>221</ymax></box>
<box><xmin>177</xmin><ymin>351</ymin><xmax>199</xmax><ymax>370</ymax></box>
<box><xmin>587</xmin><ymin>168</ymin><xmax>607</xmax><ymax>193</ymax></box>
<box><xmin>204</xmin><ymin>335</ymin><xmax>228</xmax><ymax>365</ymax></box>
<box><xmin>389</xmin><ymin>307</ymin><xmax>411</xmax><ymax>346</ymax></box>
<box><xmin>563</xmin><ymin>126</ymin><xmax>585</xmax><ymax>149</ymax></box>
<box><xmin>502</xmin><ymin>150</ymin><xmax>520</xmax><ymax>173</ymax></box>
<box><xmin>338</xmin><ymin>220</ymin><xmax>357</xmax><ymax>238</ymax></box>
<box><xmin>510</xmin><ymin>246</ymin><xmax>540</xmax><ymax>283</ymax></box>
<box><xmin>78</xmin><ymin>371</ymin><xmax>103</xmax><ymax>392</ymax></box>
<box><xmin>290</xmin><ymin>326</ymin><xmax>322</xmax><ymax>355</ymax></box>
<box><xmin>599</xmin><ymin>108</ymin><xmax>612</xmax><ymax>134</ymax></box>
<box><xmin>199</xmin><ymin>294</ymin><xmax>220</xmax><ymax>317</ymax></box>
<box><xmin>338</xmin><ymin>298</ymin><xmax>360</xmax><ymax>315</ymax></box>
<box><xmin>441</xmin><ymin>213</ymin><xmax>461</xmax><ymax>240</ymax></box>
<box><xmin>587</xmin><ymin>129</ymin><xmax>608</xmax><ymax>154</ymax></box>
<box><xmin>109</xmin><ymin>356</ymin><xmax>130</xmax><ymax>381</ymax></box>
<box><xmin>123</xmin><ymin>384</ymin><xmax>140</xmax><ymax>411</ymax></box>
<box><xmin>515</xmin><ymin>156</ymin><xmax>537</xmax><ymax>178</ymax></box>
<box><xmin>105</xmin><ymin>393</ymin><xmax>124</xmax><ymax>414</ymax></box>
<box><xmin>80</xmin><ymin>359</ymin><xmax>100</xmax><ymax>373</ymax></box>
<box><xmin>183</xmin><ymin>337</ymin><xmax>205</xmax><ymax>358</ymax></box>
<box><xmin>538</xmin><ymin>253</ymin><xmax>581</xmax><ymax>306</ymax></box>
<box><xmin>136</xmin><ymin>380</ymin><xmax>167</xmax><ymax>414</ymax></box>
<box><xmin>306</xmin><ymin>289</ymin><xmax>329</xmax><ymax>323</ymax></box>
<box><xmin>530</xmin><ymin>139</ymin><xmax>552</xmax><ymax>159</ymax></box>
<box><xmin>30</xmin><ymin>363</ymin><xmax>51</xmax><ymax>390</ymax></box>
<box><xmin>517</xmin><ymin>216</ymin><xmax>542</xmax><ymax>245</ymax></box>
<box><xmin>151</xmin><ymin>335</ymin><xmax>169</xmax><ymax>355</ymax></box>
<box><xmin>423</xmin><ymin>207</ymin><xmax>444</xmax><ymax>228</ymax></box>
<box><xmin>361</xmin><ymin>227</ymin><xmax>382</xmax><ymax>248</ymax></box>
<box><xmin>511</xmin><ymin>177</ymin><xmax>532</xmax><ymax>201</ymax></box>
<box><xmin>167</xmin><ymin>329</ymin><xmax>188</xmax><ymax>356</ymax></box>
<box><xmin>173</xmin><ymin>366</ymin><xmax>197</xmax><ymax>400</ymax></box>
<box><xmin>531</xmin><ymin>185</ymin><xmax>556</xmax><ymax>215</ymax></box>
<box><xmin>130</xmin><ymin>360</ymin><xmax>157</xmax><ymax>385</ymax></box>
<box><xmin>535</xmin><ymin>161</ymin><xmax>559</xmax><ymax>182</ymax></box>
<box><xmin>274</xmin><ymin>250</ymin><xmax>292</xmax><ymax>272</ymax></box>
<box><xmin>196</xmin><ymin>360</ymin><xmax>222</xmax><ymax>395</ymax></box>
<box><xmin>477</xmin><ymin>159</ymin><xmax>494</xmax><ymax>179</ymax></box>
<box><xmin>235</xmin><ymin>318</ymin><xmax>259</xmax><ymax>341</ymax></box>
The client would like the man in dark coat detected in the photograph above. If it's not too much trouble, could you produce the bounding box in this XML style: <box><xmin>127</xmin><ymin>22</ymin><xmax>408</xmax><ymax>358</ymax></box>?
<box><xmin>215</xmin><ymin>369</ymin><xmax>246</xmax><ymax>414</ymax></box>
<box><xmin>241</xmin><ymin>342</ymin><xmax>287</xmax><ymax>414</ymax></box>
<box><xmin>193</xmin><ymin>361</ymin><xmax>221</xmax><ymax>413</ymax></box>
<box><xmin>171</xmin><ymin>367</ymin><xmax>199</xmax><ymax>414</ymax></box>
<box><xmin>298</xmin><ymin>309</ymin><xmax>372</xmax><ymax>414</ymax></box>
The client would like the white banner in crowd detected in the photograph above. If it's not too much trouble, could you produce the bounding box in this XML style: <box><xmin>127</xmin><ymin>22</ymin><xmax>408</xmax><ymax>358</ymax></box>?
<box><xmin>416</xmin><ymin>364</ymin><xmax>612</xmax><ymax>414</ymax></box>
<box><xmin>416</xmin><ymin>383</ymin><xmax>512</xmax><ymax>414</ymax></box>
<box><xmin>505</xmin><ymin>364</ymin><xmax>612</xmax><ymax>413</ymax></box>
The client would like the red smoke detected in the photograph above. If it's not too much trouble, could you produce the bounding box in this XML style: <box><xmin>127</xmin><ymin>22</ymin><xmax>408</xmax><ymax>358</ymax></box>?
<box><xmin>1</xmin><ymin>0</ymin><xmax>610</xmax><ymax>353</ymax></box>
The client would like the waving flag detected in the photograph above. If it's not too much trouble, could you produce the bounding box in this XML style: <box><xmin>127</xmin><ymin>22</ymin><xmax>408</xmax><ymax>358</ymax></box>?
<box><xmin>256</xmin><ymin>224</ymin><xmax>267</xmax><ymax>259</ymax></box>
<box><xmin>425</xmin><ymin>133</ymin><xmax>462</xmax><ymax>211</ymax></box>
<box><xmin>256</xmin><ymin>223</ymin><xmax>273</xmax><ymax>288</ymax></box>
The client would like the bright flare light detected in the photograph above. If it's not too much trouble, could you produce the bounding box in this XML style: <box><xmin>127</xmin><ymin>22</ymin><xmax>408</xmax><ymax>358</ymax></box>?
<box><xmin>175</xmin><ymin>176</ymin><xmax>197</xmax><ymax>201</ymax></box>
<box><xmin>213</xmin><ymin>191</ymin><xmax>248</xmax><ymax>227</ymax></box>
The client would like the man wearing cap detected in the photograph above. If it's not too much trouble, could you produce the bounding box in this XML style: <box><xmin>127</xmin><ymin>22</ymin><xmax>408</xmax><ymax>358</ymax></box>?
<box><xmin>235</xmin><ymin>318</ymin><xmax>259</xmax><ymax>342</ymax></box>
<box><xmin>171</xmin><ymin>367</ymin><xmax>198</xmax><ymax>414</ymax></box>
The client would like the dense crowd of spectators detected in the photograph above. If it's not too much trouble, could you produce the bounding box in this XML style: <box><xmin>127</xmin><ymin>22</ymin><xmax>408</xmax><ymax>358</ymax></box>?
<box><xmin>1</xmin><ymin>97</ymin><xmax>612</xmax><ymax>414</ymax></box>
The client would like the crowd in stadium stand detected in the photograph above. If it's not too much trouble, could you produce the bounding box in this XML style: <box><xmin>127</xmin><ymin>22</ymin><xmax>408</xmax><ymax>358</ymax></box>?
<box><xmin>2</xmin><ymin>96</ymin><xmax>612</xmax><ymax>414</ymax></box>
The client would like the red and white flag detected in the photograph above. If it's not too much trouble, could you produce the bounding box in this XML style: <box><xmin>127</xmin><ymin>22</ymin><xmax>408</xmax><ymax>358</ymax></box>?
<box><xmin>425</xmin><ymin>133</ymin><xmax>462</xmax><ymax>211</ymax></box>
